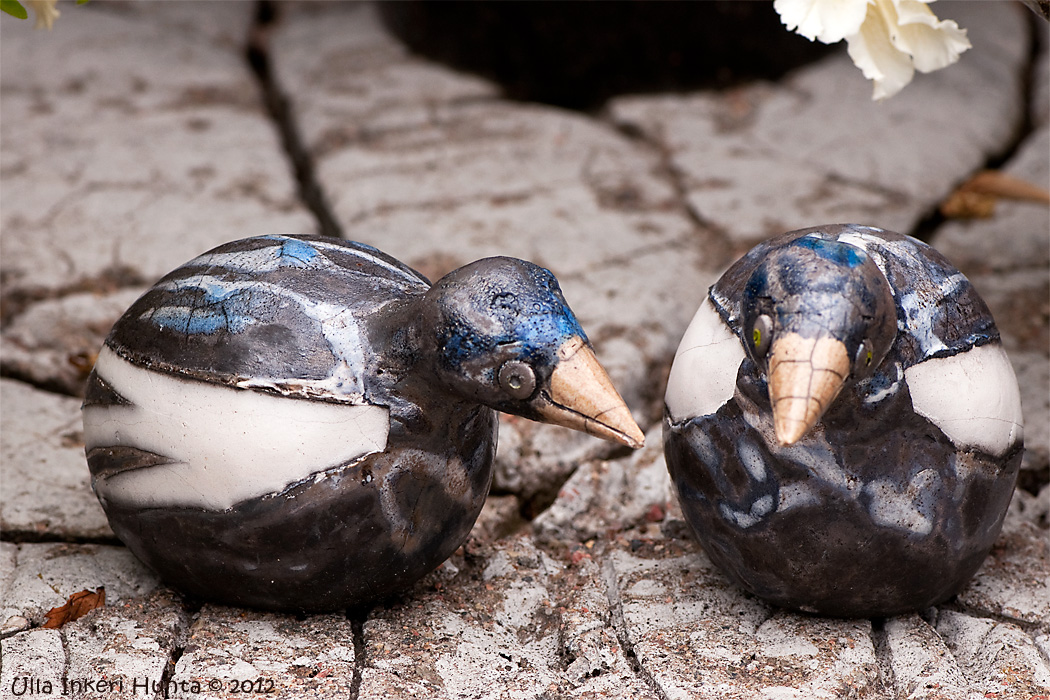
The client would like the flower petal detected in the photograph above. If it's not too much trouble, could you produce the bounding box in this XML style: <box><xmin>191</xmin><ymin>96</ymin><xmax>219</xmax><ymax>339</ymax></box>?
<box><xmin>846</xmin><ymin>6</ymin><xmax>916</xmax><ymax>100</ymax></box>
<box><xmin>889</xmin><ymin>0</ymin><xmax>971</xmax><ymax>72</ymax></box>
<box><xmin>774</xmin><ymin>0</ymin><xmax>871</xmax><ymax>44</ymax></box>
<box><xmin>27</xmin><ymin>0</ymin><xmax>59</xmax><ymax>30</ymax></box>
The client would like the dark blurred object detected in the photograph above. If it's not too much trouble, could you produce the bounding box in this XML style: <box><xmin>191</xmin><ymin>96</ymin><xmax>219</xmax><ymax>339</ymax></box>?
<box><xmin>1020</xmin><ymin>0</ymin><xmax>1049</xmax><ymax>22</ymax></box>
<box><xmin>378</xmin><ymin>1</ymin><xmax>838</xmax><ymax>110</ymax></box>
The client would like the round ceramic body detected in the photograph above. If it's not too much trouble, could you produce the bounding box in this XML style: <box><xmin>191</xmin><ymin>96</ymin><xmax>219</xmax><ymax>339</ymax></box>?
<box><xmin>82</xmin><ymin>235</ymin><xmax>498</xmax><ymax>612</ymax></box>
<box><xmin>663</xmin><ymin>225</ymin><xmax>1024</xmax><ymax>617</ymax></box>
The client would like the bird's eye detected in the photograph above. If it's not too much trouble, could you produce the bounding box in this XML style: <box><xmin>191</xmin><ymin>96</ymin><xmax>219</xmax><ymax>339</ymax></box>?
<box><xmin>498</xmin><ymin>360</ymin><xmax>537</xmax><ymax>400</ymax></box>
<box><xmin>855</xmin><ymin>340</ymin><xmax>875</xmax><ymax>375</ymax></box>
<box><xmin>751</xmin><ymin>315</ymin><xmax>773</xmax><ymax>358</ymax></box>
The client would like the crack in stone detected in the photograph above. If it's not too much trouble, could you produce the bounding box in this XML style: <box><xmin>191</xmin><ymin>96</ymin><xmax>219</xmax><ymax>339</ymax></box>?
<box><xmin>606</xmin><ymin>118</ymin><xmax>736</xmax><ymax>270</ymax></box>
<box><xmin>0</xmin><ymin>531</ymin><xmax>122</xmax><ymax>547</ymax></box>
<box><xmin>146</xmin><ymin>598</ymin><xmax>199</xmax><ymax>700</ymax></box>
<box><xmin>58</xmin><ymin>623</ymin><xmax>71</xmax><ymax>693</ymax></box>
<box><xmin>598</xmin><ymin>553</ymin><xmax>672</xmax><ymax>700</ymax></box>
<box><xmin>347</xmin><ymin>611</ymin><xmax>368</xmax><ymax>700</ymax></box>
<box><xmin>938</xmin><ymin>599</ymin><xmax>1049</xmax><ymax>636</ymax></box>
<box><xmin>246</xmin><ymin>0</ymin><xmax>344</xmax><ymax>240</ymax></box>
<box><xmin>0</xmin><ymin>265</ymin><xmax>145</xmax><ymax>331</ymax></box>
<box><xmin>912</xmin><ymin>12</ymin><xmax>1045</xmax><ymax>245</ymax></box>
<box><xmin>868</xmin><ymin>617</ymin><xmax>899</xmax><ymax>698</ymax></box>
<box><xmin>159</xmin><ymin>638</ymin><xmax>185</xmax><ymax>699</ymax></box>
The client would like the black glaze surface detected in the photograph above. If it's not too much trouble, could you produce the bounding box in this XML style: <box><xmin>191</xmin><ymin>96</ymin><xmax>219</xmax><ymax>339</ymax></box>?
<box><xmin>664</xmin><ymin>225</ymin><xmax>1023</xmax><ymax>617</ymax></box>
<box><xmin>94</xmin><ymin>405</ymin><xmax>495</xmax><ymax>611</ymax></box>
<box><xmin>84</xmin><ymin>235</ymin><xmax>638</xmax><ymax>612</ymax></box>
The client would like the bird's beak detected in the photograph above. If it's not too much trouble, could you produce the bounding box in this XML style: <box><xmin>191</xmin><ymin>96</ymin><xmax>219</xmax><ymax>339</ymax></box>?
<box><xmin>767</xmin><ymin>333</ymin><xmax>850</xmax><ymax>447</ymax></box>
<box><xmin>534</xmin><ymin>337</ymin><xmax>645</xmax><ymax>449</ymax></box>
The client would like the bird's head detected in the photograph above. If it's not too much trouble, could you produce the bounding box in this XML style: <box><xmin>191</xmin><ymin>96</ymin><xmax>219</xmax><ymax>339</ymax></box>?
<box><xmin>741</xmin><ymin>235</ymin><xmax>897</xmax><ymax>446</ymax></box>
<box><xmin>421</xmin><ymin>257</ymin><xmax>644</xmax><ymax>449</ymax></box>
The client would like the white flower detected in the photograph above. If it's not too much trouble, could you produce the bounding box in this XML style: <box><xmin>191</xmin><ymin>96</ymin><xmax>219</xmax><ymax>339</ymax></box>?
<box><xmin>774</xmin><ymin>0</ymin><xmax>971</xmax><ymax>100</ymax></box>
<box><xmin>28</xmin><ymin>0</ymin><xmax>60</xmax><ymax>30</ymax></box>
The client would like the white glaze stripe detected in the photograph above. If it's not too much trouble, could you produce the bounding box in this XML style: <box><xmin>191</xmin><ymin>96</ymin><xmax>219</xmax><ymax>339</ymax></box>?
<box><xmin>301</xmin><ymin>237</ymin><xmax>428</xmax><ymax>285</ymax></box>
<box><xmin>665</xmin><ymin>296</ymin><xmax>746</xmax><ymax>422</ymax></box>
<box><xmin>191</xmin><ymin>236</ymin><xmax>426</xmax><ymax>286</ymax></box>
<box><xmin>84</xmin><ymin>346</ymin><xmax>389</xmax><ymax>511</ymax></box>
<box><xmin>905</xmin><ymin>342</ymin><xmax>1023</xmax><ymax>457</ymax></box>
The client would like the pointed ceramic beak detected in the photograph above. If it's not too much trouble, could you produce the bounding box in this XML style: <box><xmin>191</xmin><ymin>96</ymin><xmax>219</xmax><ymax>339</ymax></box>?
<box><xmin>535</xmin><ymin>337</ymin><xmax>645</xmax><ymax>449</ymax></box>
<box><xmin>767</xmin><ymin>333</ymin><xmax>850</xmax><ymax>447</ymax></box>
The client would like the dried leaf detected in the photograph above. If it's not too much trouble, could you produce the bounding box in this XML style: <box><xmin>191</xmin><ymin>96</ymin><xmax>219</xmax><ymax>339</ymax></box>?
<box><xmin>962</xmin><ymin>170</ymin><xmax>1050</xmax><ymax>203</ymax></box>
<box><xmin>942</xmin><ymin>169</ymin><xmax>1050</xmax><ymax>219</ymax></box>
<box><xmin>940</xmin><ymin>190</ymin><xmax>998</xmax><ymax>219</ymax></box>
<box><xmin>42</xmin><ymin>587</ymin><xmax>105</xmax><ymax>629</ymax></box>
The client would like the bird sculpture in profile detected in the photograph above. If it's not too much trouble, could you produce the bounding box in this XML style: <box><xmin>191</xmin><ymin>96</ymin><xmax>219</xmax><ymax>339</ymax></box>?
<box><xmin>83</xmin><ymin>234</ymin><xmax>644</xmax><ymax>612</ymax></box>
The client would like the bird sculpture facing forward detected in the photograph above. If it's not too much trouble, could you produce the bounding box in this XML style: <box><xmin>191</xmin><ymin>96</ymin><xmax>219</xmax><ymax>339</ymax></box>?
<box><xmin>663</xmin><ymin>224</ymin><xmax>1023</xmax><ymax>618</ymax></box>
<box><xmin>83</xmin><ymin>235</ymin><xmax>644</xmax><ymax>612</ymax></box>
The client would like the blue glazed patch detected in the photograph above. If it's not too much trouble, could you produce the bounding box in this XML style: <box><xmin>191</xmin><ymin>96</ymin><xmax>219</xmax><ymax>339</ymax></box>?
<box><xmin>200</xmin><ymin>282</ymin><xmax>245</xmax><ymax>304</ymax></box>
<box><xmin>442</xmin><ymin>308</ymin><xmax>584</xmax><ymax>366</ymax></box>
<box><xmin>521</xmin><ymin>310</ymin><xmax>585</xmax><ymax>363</ymax></box>
<box><xmin>440</xmin><ymin>266</ymin><xmax>587</xmax><ymax>368</ymax></box>
<box><xmin>797</xmin><ymin>235</ymin><xmax>867</xmax><ymax>268</ymax></box>
<box><xmin>145</xmin><ymin>305</ymin><xmax>255</xmax><ymax>335</ymax></box>
<box><xmin>146</xmin><ymin>282</ymin><xmax>257</xmax><ymax>335</ymax></box>
<box><xmin>274</xmin><ymin>237</ymin><xmax>318</xmax><ymax>266</ymax></box>
<box><xmin>515</xmin><ymin>272</ymin><xmax>586</xmax><ymax>361</ymax></box>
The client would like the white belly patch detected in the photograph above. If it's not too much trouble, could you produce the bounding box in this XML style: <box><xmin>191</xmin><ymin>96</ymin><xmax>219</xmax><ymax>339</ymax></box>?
<box><xmin>83</xmin><ymin>346</ymin><xmax>390</xmax><ymax>511</ymax></box>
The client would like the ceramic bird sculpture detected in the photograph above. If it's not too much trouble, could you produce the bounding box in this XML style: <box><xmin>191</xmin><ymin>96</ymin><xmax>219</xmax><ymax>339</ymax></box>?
<box><xmin>663</xmin><ymin>224</ymin><xmax>1023</xmax><ymax>618</ymax></box>
<box><xmin>83</xmin><ymin>234</ymin><xmax>644</xmax><ymax>612</ymax></box>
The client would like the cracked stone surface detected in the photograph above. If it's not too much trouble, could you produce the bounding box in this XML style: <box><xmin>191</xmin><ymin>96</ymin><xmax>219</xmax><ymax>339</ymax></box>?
<box><xmin>0</xmin><ymin>380</ymin><xmax>112</xmax><ymax>541</ymax></box>
<box><xmin>608</xmin><ymin>2</ymin><xmax>1030</xmax><ymax>249</ymax></box>
<box><xmin>0</xmin><ymin>0</ymin><xmax>313</xmax><ymax>312</ymax></box>
<box><xmin>171</xmin><ymin>606</ymin><xmax>358</xmax><ymax>699</ymax></box>
<box><xmin>2</xmin><ymin>2</ymin><xmax>1047</xmax><ymax>699</ymax></box>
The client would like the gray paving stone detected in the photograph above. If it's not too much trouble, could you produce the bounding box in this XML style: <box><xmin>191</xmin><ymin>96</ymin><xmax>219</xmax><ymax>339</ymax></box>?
<box><xmin>882</xmin><ymin>615</ymin><xmax>977</xmax><ymax>700</ymax></box>
<box><xmin>954</xmin><ymin>508</ymin><xmax>1050</xmax><ymax>626</ymax></box>
<box><xmin>0</xmin><ymin>542</ymin><xmax>17</xmax><ymax>598</ymax></box>
<box><xmin>0</xmin><ymin>289</ymin><xmax>143</xmax><ymax>397</ymax></box>
<box><xmin>558</xmin><ymin>557</ymin><xmax>657</xmax><ymax>697</ymax></box>
<box><xmin>269</xmin><ymin>3</ymin><xmax>498</xmax><ymax>151</ymax></box>
<box><xmin>0</xmin><ymin>628</ymin><xmax>66</xmax><ymax>697</ymax></box>
<box><xmin>0</xmin><ymin>0</ymin><xmax>313</xmax><ymax>305</ymax></box>
<box><xmin>603</xmin><ymin>543</ymin><xmax>887</xmax><ymax>699</ymax></box>
<box><xmin>1</xmin><ymin>543</ymin><xmax>159</xmax><ymax>637</ymax></box>
<box><xmin>358</xmin><ymin>533</ymin><xmax>654</xmax><ymax>699</ymax></box>
<box><xmin>0</xmin><ymin>379</ymin><xmax>111</xmax><ymax>540</ymax></box>
<box><xmin>608</xmin><ymin>1</ymin><xmax>1031</xmax><ymax>248</ymax></box>
<box><xmin>62</xmin><ymin>589</ymin><xmax>187</xmax><ymax>700</ymax></box>
<box><xmin>935</xmin><ymin>610</ymin><xmax>1050</xmax><ymax>698</ymax></box>
<box><xmin>170</xmin><ymin>606</ymin><xmax>357</xmax><ymax>700</ymax></box>
<box><xmin>532</xmin><ymin>426</ymin><xmax>670</xmax><ymax>545</ymax></box>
